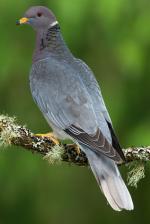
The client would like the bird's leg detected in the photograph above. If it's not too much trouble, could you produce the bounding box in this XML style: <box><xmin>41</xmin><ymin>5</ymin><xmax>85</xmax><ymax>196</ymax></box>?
<box><xmin>35</xmin><ymin>132</ymin><xmax>60</xmax><ymax>145</ymax></box>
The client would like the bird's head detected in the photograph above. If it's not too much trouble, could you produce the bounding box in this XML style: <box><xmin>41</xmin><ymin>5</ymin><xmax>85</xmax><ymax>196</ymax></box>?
<box><xmin>16</xmin><ymin>6</ymin><xmax>58</xmax><ymax>31</ymax></box>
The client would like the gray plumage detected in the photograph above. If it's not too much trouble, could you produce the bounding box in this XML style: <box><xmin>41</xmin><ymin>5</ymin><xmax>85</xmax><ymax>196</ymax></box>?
<box><xmin>18</xmin><ymin>6</ymin><xmax>133</xmax><ymax>211</ymax></box>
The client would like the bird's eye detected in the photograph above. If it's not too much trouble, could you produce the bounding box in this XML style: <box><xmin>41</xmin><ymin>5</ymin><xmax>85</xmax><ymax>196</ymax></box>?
<box><xmin>37</xmin><ymin>12</ymin><xmax>42</xmax><ymax>17</ymax></box>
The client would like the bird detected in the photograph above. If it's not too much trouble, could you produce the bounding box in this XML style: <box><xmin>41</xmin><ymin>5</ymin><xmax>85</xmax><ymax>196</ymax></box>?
<box><xmin>17</xmin><ymin>6</ymin><xmax>133</xmax><ymax>211</ymax></box>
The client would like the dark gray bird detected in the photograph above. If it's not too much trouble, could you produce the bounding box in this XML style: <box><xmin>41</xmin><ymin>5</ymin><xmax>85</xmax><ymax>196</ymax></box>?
<box><xmin>17</xmin><ymin>6</ymin><xmax>133</xmax><ymax>211</ymax></box>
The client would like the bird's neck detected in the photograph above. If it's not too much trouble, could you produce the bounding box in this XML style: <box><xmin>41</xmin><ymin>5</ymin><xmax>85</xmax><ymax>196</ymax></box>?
<box><xmin>33</xmin><ymin>24</ymin><xmax>72</xmax><ymax>62</ymax></box>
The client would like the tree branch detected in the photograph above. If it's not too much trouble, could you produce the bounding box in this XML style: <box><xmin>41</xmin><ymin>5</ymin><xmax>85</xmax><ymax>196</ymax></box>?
<box><xmin>0</xmin><ymin>115</ymin><xmax>150</xmax><ymax>166</ymax></box>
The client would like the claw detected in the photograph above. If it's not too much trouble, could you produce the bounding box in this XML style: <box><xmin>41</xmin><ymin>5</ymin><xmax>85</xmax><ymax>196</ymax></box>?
<box><xmin>76</xmin><ymin>145</ymin><xmax>81</xmax><ymax>155</ymax></box>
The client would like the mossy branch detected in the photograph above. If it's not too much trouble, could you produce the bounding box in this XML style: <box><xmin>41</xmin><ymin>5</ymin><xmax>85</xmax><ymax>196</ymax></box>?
<box><xmin>0</xmin><ymin>114</ymin><xmax>149</xmax><ymax>187</ymax></box>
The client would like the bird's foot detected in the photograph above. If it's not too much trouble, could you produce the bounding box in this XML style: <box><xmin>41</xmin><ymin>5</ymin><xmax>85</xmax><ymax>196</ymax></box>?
<box><xmin>35</xmin><ymin>132</ymin><xmax>60</xmax><ymax>145</ymax></box>
<box><xmin>68</xmin><ymin>144</ymin><xmax>81</xmax><ymax>155</ymax></box>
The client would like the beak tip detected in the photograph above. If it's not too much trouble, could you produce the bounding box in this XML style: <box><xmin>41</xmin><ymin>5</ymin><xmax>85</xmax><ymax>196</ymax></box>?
<box><xmin>17</xmin><ymin>17</ymin><xmax>29</xmax><ymax>25</ymax></box>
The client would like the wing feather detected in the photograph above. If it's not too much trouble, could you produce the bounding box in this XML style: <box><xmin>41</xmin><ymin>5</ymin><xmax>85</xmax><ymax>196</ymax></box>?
<box><xmin>65</xmin><ymin>125</ymin><xmax>123</xmax><ymax>163</ymax></box>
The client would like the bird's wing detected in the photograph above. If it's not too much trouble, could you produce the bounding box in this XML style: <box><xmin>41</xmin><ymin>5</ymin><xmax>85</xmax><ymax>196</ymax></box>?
<box><xmin>75</xmin><ymin>59</ymin><xmax>112</xmax><ymax>123</ymax></box>
<box><xmin>30</xmin><ymin>58</ymin><xmax>124</xmax><ymax>162</ymax></box>
<box><xmin>74</xmin><ymin>59</ymin><xmax>123</xmax><ymax>157</ymax></box>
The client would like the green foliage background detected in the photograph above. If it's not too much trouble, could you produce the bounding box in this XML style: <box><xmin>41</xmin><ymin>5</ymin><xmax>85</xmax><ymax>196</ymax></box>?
<box><xmin>0</xmin><ymin>0</ymin><xmax>150</xmax><ymax>223</ymax></box>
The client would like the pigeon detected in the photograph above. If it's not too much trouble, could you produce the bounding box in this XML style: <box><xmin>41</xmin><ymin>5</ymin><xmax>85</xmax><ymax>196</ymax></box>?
<box><xmin>17</xmin><ymin>6</ymin><xmax>133</xmax><ymax>211</ymax></box>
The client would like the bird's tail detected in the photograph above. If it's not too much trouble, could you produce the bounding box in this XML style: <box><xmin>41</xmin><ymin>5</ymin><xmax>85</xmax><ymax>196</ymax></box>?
<box><xmin>84</xmin><ymin>149</ymin><xmax>133</xmax><ymax>211</ymax></box>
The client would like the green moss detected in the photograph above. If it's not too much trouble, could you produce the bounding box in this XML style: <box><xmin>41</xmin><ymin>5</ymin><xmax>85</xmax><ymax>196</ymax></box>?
<box><xmin>0</xmin><ymin>115</ymin><xmax>20</xmax><ymax>147</ymax></box>
<box><xmin>44</xmin><ymin>145</ymin><xmax>64</xmax><ymax>165</ymax></box>
<box><xmin>127</xmin><ymin>162</ymin><xmax>145</xmax><ymax>188</ymax></box>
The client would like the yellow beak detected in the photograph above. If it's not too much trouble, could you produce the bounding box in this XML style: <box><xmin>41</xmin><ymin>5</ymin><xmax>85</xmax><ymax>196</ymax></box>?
<box><xmin>16</xmin><ymin>17</ymin><xmax>29</xmax><ymax>25</ymax></box>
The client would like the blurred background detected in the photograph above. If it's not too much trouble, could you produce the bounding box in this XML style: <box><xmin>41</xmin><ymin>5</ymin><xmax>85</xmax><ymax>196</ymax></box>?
<box><xmin>0</xmin><ymin>0</ymin><xmax>150</xmax><ymax>223</ymax></box>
